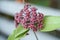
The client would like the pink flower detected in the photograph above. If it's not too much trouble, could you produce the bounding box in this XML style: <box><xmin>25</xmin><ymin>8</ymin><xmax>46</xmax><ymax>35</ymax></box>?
<box><xmin>14</xmin><ymin>3</ymin><xmax>44</xmax><ymax>31</ymax></box>
<box><xmin>31</xmin><ymin>7</ymin><xmax>37</xmax><ymax>11</ymax></box>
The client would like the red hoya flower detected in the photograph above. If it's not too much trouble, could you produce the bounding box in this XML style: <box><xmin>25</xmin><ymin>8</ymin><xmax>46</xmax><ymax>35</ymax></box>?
<box><xmin>14</xmin><ymin>3</ymin><xmax>44</xmax><ymax>31</ymax></box>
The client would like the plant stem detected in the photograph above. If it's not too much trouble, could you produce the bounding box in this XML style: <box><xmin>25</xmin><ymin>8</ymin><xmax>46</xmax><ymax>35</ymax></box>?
<box><xmin>33</xmin><ymin>31</ymin><xmax>38</xmax><ymax>40</ymax></box>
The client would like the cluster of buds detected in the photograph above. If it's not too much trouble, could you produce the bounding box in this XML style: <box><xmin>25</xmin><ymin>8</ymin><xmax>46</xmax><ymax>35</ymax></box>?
<box><xmin>14</xmin><ymin>3</ymin><xmax>44</xmax><ymax>31</ymax></box>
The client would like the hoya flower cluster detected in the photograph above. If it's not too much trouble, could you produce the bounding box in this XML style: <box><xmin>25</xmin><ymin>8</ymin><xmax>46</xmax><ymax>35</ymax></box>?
<box><xmin>14</xmin><ymin>3</ymin><xmax>44</xmax><ymax>31</ymax></box>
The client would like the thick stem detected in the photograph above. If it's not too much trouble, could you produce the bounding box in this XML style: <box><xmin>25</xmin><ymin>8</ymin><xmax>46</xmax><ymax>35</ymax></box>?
<box><xmin>33</xmin><ymin>31</ymin><xmax>38</xmax><ymax>40</ymax></box>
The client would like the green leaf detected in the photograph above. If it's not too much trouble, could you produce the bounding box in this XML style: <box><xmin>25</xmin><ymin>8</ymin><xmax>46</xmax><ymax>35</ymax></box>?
<box><xmin>8</xmin><ymin>24</ymin><xmax>29</xmax><ymax>40</ymax></box>
<box><xmin>7</xmin><ymin>33</ymin><xmax>15</xmax><ymax>40</ymax></box>
<box><xmin>40</xmin><ymin>16</ymin><xmax>60</xmax><ymax>32</ymax></box>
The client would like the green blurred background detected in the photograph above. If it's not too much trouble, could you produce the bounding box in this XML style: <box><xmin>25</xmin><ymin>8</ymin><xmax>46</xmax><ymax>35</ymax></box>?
<box><xmin>26</xmin><ymin>0</ymin><xmax>60</xmax><ymax>9</ymax></box>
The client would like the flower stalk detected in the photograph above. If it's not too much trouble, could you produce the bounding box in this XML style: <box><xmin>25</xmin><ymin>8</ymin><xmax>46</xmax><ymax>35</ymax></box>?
<box><xmin>33</xmin><ymin>31</ymin><xmax>38</xmax><ymax>40</ymax></box>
